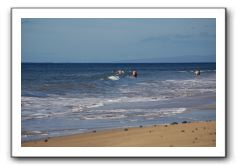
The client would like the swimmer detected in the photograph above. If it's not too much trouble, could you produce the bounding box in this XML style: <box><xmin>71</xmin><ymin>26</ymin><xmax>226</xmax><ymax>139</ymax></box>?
<box><xmin>115</xmin><ymin>69</ymin><xmax>125</xmax><ymax>76</ymax></box>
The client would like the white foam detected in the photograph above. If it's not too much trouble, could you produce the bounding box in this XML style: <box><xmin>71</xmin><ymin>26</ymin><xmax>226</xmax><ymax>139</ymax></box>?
<box><xmin>177</xmin><ymin>71</ymin><xmax>188</xmax><ymax>73</ymax></box>
<box><xmin>135</xmin><ymin>108</ymin><xmax>186</xmax><ymax>118</ymax></box>
<box><xmin>87</xmin><ymin>102</ymin><xmax>104</xmax><ymax>108</ymax></box>
<box><xmin>108</xmin><ymin>75</ymin><xmax>120</xmax><ymax>80</ymax></box>
<box><xmin>164</xmin><ymin>108</ymin><xmax>185</xmax><ymax>113</ymax></box>
<box><xmin>79</xmin><ymin>107</ymin><xmax>187</xmax><ymax>121</ymax></box>
<box><xmin>22</xmin><ymin>95</ymin><xmax>168</xmax><ymax>121</ymax></box>
<box><xmin>31</xmin><ymin>131</ymin><xmax>42</xmax><ymax>134</ymax></box>
<box><xmin>104</xmin><ymin>96</ymin><xmax>165</xmax><ymax>104</ymax></box>
<box><xmin>71</xmin><ymin>106</ymin><xmax>84</xmax><ymax>112</ymax></box>
<box><xmin>99</xmin><ymin>109</ymin><xmax>127</xmax><ymax>113</ymax></box>
<box><xmin>22</xmin><ymin>130</ymin><xmax>47</xmax><ymax>136</ymax></box>
<box><xmin>107</xmin><ymin>98</ymin><xmax>122</xmax><ymax>103</ymax></box>
<box><xmin>81</xmin><ymin>114</ymin><xmax>126</xmax><ymax>120</ymax></box>
<box><xmin>41</xmin><ymin>133</ymin><xmax>49</xmax><ymax>136</ymax></box>
<box><xmin>200</xmin><ymin>70</ymin><xmax>216</xmax><ymax>73</ymax></box>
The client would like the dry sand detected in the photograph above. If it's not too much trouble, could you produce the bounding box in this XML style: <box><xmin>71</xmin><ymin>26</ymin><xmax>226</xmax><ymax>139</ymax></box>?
<box><xmin>22</xmin><ymin>121</ymin><xmax>216</xmax><ymax>147</ymax></box>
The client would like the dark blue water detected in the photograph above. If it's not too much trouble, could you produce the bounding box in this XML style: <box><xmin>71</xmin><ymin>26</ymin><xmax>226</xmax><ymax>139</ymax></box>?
<box><xmin>21</xmin><ymin>63</ymin><xmax>216</xmax><ymax>142</ymax></box>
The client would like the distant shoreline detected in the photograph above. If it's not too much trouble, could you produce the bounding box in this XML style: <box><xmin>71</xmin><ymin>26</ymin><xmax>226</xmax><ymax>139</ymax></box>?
<box><xmin>21</xmin><ymin>62</ymin><xmax>216</xmax><ymax>64</ymax></box>
<box><xmin>22</xmin><ymin>121</ymin><xmax>216</xmax><ymax>147</ymax></box>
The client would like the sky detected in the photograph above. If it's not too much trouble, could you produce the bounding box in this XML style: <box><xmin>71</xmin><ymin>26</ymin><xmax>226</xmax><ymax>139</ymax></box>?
<box><xmin>21</xmin><ymin>18</ymin><xmax>216</xmax><ymax>63</ymax></box>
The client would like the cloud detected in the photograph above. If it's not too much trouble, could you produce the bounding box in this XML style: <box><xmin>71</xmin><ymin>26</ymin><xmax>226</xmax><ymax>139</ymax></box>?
<box><xmin>174</xmin><ymin>34</ymin><xmax>192</xmax><ymax>39</ymax></box>
<box><xmin>141</xmin><ymin>32</ymin><xmax>215</xmax><ymax>44</ymax></box>
<box><xmin>141</xmin><ymin>34</ymin><xmax>193</xmax><ymax>44</ymax></box>
<box><xmin>141</xmin><ymin>36</ymin><xmax>171</xmax><ymax>43</ymax></box>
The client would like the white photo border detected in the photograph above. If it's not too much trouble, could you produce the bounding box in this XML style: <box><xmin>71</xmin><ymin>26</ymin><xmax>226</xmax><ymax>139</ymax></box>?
<box><xmin>11</xmin><ymin>8</ymin><xmax>226</xmax><ymax>157</ymax></box>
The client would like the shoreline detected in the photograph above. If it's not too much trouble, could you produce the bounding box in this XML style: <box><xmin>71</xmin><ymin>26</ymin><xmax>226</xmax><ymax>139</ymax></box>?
<box><xmin>22</xmin><ymin>121</ymin><xmax>216</xmax><ymax>147</ymax></box>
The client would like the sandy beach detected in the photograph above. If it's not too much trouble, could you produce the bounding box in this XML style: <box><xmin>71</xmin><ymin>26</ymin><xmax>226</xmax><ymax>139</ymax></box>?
<box><xmin>22</xmin><ymin>121</ymin><xmax>216</xmax><ymax>147</ymax></box>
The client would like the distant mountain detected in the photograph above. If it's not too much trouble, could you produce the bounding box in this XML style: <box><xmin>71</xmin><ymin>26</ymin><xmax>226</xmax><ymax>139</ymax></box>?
<box><xmin>114</xmin><ymin>55</ymin><xmax>215</xmax><ymax>63</ymax></box>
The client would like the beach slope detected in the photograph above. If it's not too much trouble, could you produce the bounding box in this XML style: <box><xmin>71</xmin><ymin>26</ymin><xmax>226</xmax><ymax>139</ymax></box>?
<box><xmin>22</xmin><ymin>121</ymin><xmax>216</xmax><ymax>147</ymax></box>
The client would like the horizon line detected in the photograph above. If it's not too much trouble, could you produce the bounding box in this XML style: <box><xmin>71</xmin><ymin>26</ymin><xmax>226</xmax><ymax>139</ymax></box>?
<box><xmin>21</xmin><ymin>62</ymin><xmax>216</xmax><ymax>64</ymax></box>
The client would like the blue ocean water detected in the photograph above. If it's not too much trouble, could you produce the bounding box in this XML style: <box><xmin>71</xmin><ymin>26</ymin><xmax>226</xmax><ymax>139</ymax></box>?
<box><xmin>21</xmin><ymin>63</ymin><xmax>216</xmax><ymax>142</ymax></box>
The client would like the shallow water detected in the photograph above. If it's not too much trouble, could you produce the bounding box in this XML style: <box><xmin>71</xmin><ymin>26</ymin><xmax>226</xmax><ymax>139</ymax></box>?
<box><xmin>21</xmin><ymin>63</ymin><xmax>216</xmax><ymax>142</ymax></box>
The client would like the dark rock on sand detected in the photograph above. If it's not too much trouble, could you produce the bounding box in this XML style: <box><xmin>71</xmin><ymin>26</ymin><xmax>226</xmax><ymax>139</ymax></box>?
<box><xmin>171</xmin><ymin>122</ymin><xmax>178</xmax><ymax>125</ymax></box>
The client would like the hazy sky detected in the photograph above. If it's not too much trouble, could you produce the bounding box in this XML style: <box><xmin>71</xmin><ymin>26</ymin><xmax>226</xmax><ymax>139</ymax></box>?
<box><xmin>21</xmin><ymin>18</ymin><xmax>216</xmax><ymax>63</ymax></box>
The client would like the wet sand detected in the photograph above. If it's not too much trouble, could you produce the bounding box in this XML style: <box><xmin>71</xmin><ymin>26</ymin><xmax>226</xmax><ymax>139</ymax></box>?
<box><xmin>22</xmin><ymin>121</ymin><xmax>216</xmax><ymax>147</ymax></box>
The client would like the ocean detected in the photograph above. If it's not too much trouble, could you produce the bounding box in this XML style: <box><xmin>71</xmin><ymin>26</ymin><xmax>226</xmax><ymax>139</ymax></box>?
<box><xmin>21</xmin><ymin>63</ymin><xmax>216</xmax><ymax>142</ymax></box>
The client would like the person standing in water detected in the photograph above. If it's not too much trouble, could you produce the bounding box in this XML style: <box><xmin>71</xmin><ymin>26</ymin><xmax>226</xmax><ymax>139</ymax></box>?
<box><xmin>131</xmin><ymin>70</ymin><xmax>138</xmax><ymax>78</ymax></box>
<box><xmin>194</xmin><ymin>68</ymin><xmax>200</xmax><ymax>76</ymax></box>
